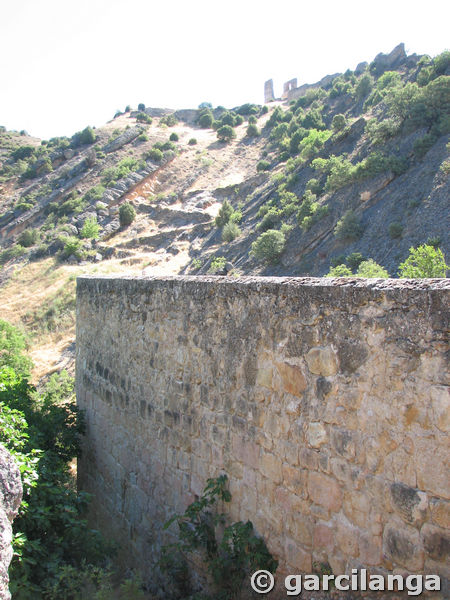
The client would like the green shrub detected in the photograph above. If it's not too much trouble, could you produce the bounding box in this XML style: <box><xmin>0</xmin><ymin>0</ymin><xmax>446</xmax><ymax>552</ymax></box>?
<box><xmin>217</xmin><ymin>125</ymin><xmax>236</xmax><ymax>142</ymax></box>
<box><xmin>366</xmin><ymin>118</ymin><xmax>401</xmax><ymax>144</ymax></box>
<box><xmin>138</xmin><ymin>103</ymin><xmax>145</xmax><ymax>111</ymax></box>
<box><xmin>57</xmin><ymin>192</ymin><xmax>86</xmax><ymax>216</ymax></box>
<box><xmin>301</xmin><ymin>107</ymin><xmax>325</xmax><ymax>130</ymax></box>
<box><xmin>83</xmin><ymin>185</ymin><xmax>105</xmax><ymax>203</ymax></box>
<box><xmin>258</xmin><ymin>207</ymin><xmax>282</xmax><ymax>232</ymax></box>
<box><xmin>235</xmin><ymin>103</ymin><xmax>260</xmax><ymax>116</ymax></box>
<box><xmin>334</xmin><ymin>210</ymin><xmax>363</xmax><ymax>240</ymax></box>
<box><xmin>160</xmin><ymin>114</ymin><xmax>178</xmax><ymax>127</ymax></box>
<box><xmin>169</xmin><ymin>132</ymin><xmax>179</xmax><ymax>142</ymax></box>
<box><xmin>312</xmin><ymin>155</ymin><xmax>356</xmax><ymax>191</ymax></box>
<box><xmin>305</xmin><ymin>178</ymin><xmax>322</xmax><ymax>195</ymax></box>
<box><xmin>252</xmin><ymin>229</ymin><xmax>285</xmax><ymax>263</ymax></box>
<box><xmin>61</xmin><ymin>236</ymin><xmax>84</xmax><ymax>260</ymax></box>
<box><xmin>119</xmin><ymin>202</ymin><xmax>136</xmax><ymax>227</ymax></box>
<box><xmin>198</xmin><ymin>111</ymin><xmax>214</xmax><ymax>128</ymax></box>
<box><xmin>332</xmin><ymin>114</ymin><xmax>347</xmax><ymax>131</ymax></box>
<box><xmin>11</xmin><ymin>146</ymin><xmax>35</xmax><ymax>161</ymax></box>
<box><xmin>413</xmin><ymin>133</ymin><xmax>437</xmax><ymax>158</ymax></box>
<box><xmin>261</xmin><ymin>105</ymin><xmax>269</xmax><ymax>114</ymax></box>
<box><xmin>215</xmin><ymin>200</ymin><xmax>234</xmax><ymax>227</ymax></box>
<box><xmin>388</xmin><ymin>222</ymin><xmax>403</xmax><ymax>239</ymax></box>
<box><xmin>137</xmin><ymin>132</ymin><xmax>148</xmax><ymax>142</ymax></box>
<box><xmin>248</xmin><ymin>115</ymin><xmax>257</xmax><ymax>124</ymax></box>
<box><xmin>355</xmin><ymin>73</ymin><xmax>374</xmax><ymax>100</ymax></box>
<box><xmin>162</xmin><ymin>475</ymin><xmax>277</xmax><ymax>599</ymax></box>
<box><xmin>208</xmin><ymin>256</ymin><xmax>227</xmax><ymax>273</ymax></box>
<box><xmin>1</xmin><ymin>364</ymin><xmax>114</xmax><ymax>598</ymax></box>
<box><xmin>0</xmin><ymin>320</ymin><xmax>32</xmax><ymax>376</ymax></box>
<box><xmin>326</xmin><ymin>264</ymin><xmax>353</xmax><ymax>277</ymax></box>
<box><xmin>222</xmin><ymin>222</ymin><xmax>241</xmax><ymax>242</ymax></box>
<box><xmin>246</xmin><ymin>123</ymin><xmax>260</xmax><ymax>137</ymax></box>
<box><xmin>136</xmin><ymin>112</ymin><xmax>152</xmax><ymax>124</ymax></box>
<box><xmin>0</xmin><ymin>244</ymin><xmax>27</xmax><ymax>264</ymax></box>
<box><xmin>346</xmin><ymin>252</ymin><xmax>365</xmax><ymax>271</ymax></box>
<box><xmin>188</xmin><ymin>138</ymin><xmax>197</xmax><ymax>145</ymax></box>
<box><xmin>18</xmin><ymin>229</ymin><xmax>38</xmax><ymax>247</ymax></box>
<box><xmin>147</xmin><ymin>147</ymin><xmax>163</xmax><ymax>162</ymax></box>
<box><xmin>257</xmin><ymin>160</ymin><xmax>270</xmax><ymax>172</ymax></box>
<box><xmin>80</xmin><ymin>216</ymin><xmax>100</xmax><ymax>239</ymax></box>
<box><xmin>356</xmin><ymin>259</ymin><xmax>389</xmax><ymax>278</ymax></box>
<box><xmin>71</xmin><ymin>126</ymin><xmax>96</xmax><ymax>147</ymax></box>
<box><xmin>330</xmin><ymin>254</ymin><xmax>346</xmax><ymax>267</ymax></box>
<box><xmin>398</xmin><ymin>244</ymin><xmax>448</xmax><ymax>278</ymax></box>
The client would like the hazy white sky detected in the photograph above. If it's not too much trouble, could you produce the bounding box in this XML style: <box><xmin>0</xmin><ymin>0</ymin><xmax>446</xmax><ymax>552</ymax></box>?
<box><xmin>0</xmin><ymin>0</ymin><xmax>448</xmax><ymax>139</ymax></box>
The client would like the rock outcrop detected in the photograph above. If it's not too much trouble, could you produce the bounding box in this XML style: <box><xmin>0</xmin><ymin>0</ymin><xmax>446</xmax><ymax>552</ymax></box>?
<box><xmin>0</xmin><ymin>445</ymin><xmax>22</xmax><ymax>600</ymax></box>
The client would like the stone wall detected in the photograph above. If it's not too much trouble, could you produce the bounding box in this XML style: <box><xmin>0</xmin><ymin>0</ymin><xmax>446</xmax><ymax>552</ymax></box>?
<box><xmin>0</xmin><ymin>445</ymin><xmax>22</xmax><ymax>600</ymax></box>
<box><xmin>76</xmin><ymin>275</ymin><xmax>449</xmax><ymax>593</ymax></box>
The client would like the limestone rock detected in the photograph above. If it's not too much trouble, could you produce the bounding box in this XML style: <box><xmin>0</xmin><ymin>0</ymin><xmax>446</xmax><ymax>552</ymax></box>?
<box><xmin>0</xmin><ymin>445</ymin><xmax>22</xmax><ymax>600</ymax></box>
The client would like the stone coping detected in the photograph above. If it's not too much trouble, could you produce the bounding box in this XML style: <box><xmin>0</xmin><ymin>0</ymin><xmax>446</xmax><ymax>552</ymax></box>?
<box><xmin>77</xmin><ymin>274</ymin><xmax>450</xmax><ymax>292</ymax></box>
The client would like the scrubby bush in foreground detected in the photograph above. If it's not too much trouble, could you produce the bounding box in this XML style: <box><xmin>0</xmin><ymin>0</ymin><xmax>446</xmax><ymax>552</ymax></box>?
<box><xmin>398</xmin><ymin>244</ymin><xmax>448</xmax><ymax>278</ymax></box>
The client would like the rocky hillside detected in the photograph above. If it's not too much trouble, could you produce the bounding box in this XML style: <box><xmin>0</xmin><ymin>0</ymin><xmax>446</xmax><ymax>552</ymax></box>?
<box><xmin>0</xmin><ymin>44</ymin><xmax>448</xmax><ymax>377</ymax></box>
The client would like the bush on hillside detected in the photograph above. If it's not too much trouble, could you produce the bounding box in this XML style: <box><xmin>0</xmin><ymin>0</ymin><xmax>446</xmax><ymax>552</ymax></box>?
<box><xmin>80</xmin><ymin>216</ymin><xmax>100</xmax><ymax>239</ymax></box>
<box><xmin>217</xmin><ymin>125</ymin><xmax>236</xmax><ymax>142</ymax></box>
<box><xmin>18</xmin><ymin>229</ymin><xmax>38</xmax><ymax>247</ymax></box>
<box><xmin>222</xmin><ymin>222</ymin><xmax>241</xmax><ymax>242</ymax></box>
<box><xmin>251</xmin><ymin>229</ymin><xmax>285</xmax><ymax>263</ymax></box>
<box><xmin>119</xmin><ymin>202</ymin><xmax>136</xmax><ymax>227</ymax></box>
<box><xmin>334</xmin><ymin>210</ymin><xmax>363</xmax><ymax>240</ymax></box>
<box><xmin>246</xmin><ymin>123</ymin><xmax>260</xmax><ymax>137</ymax></box>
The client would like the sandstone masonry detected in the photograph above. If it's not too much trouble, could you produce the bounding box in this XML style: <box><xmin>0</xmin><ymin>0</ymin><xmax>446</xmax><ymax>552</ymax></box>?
<box><xmin>76</xmin><ymin>276</ymin><xmax>449</xmax><ymax>594</ymax></box>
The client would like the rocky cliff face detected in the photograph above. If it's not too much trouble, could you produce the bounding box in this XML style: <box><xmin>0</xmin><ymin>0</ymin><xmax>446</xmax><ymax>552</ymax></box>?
<box><xmin>0</xmin><ymin>445</ymin><xmax>22</xmax><ymax>600</ymax></box>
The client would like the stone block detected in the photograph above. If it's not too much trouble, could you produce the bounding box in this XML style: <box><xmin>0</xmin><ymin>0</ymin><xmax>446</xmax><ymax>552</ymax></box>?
<box><xmin>308</xmin><ymin>472</ymin><xmax>342</xmax><ymax>512</ymax></box>
<box><xmin>389</xmin><ymin>482</ymin><xmax>428</xmax><ymax>526</ymax></box>
<box><xmin>275</xmin><ymin>361</ymin><xmax>307</xmax><ymax>397</ymax></box>
<box><xmin>336</xmin><ymin>518</ymin><xmax>359</xmax><ymax>557</ymax></box>
<box><xmin>421</xmin><ymin>523</ymin><xmax>450</xmax><ymax>562</ymax></box>
<box><xmin>430</xmin><ymin>498</ymin><xmax>450</xmax><ymax>529</ymax></box>
<box><xmin>383</xmin><ymin>522</ymin><xmax>425</xmax><ymax>571</ymax></box>
<box><xmin>306</xmin><ymin>422</ymin><xmax>327</xmax><ymax>448</ymax></box>
<box><xmin>284</xmin><ymin>537</ymin><xmax>312</xmax><ymax>572</ymax></box>
<box><xmin>313</xmin><ymin>522</ymin><xmax>334</xmax><ymax>552</ymax></box>
<box><xmin>260</xmin><ymin>452</ymin><xmax>282</xmax><ymax>484</ymax></box>
<box><xmin>305</xmin><ymin>347</ymin><xmax>338</xmax><ymax>376</ymax></box>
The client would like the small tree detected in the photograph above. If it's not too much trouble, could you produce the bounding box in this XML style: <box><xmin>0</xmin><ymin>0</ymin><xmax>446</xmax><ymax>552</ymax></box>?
<box><xmin>332</xmin><ymin>114</ymin><xmax>347</xmax><ymax>131</ymax></box>
<box><xmin>148</xmin><ymin>148</ymin><xmax>163</xmax><ymax>162</ymax></box>
<box><xmin>80</xmin><ymin>216</ymin><xmax>100</xmax><ymax>239</ymax></box>
<box><xmin>398</xmin><ymin>244</ymin><xmax>448</xmax><ymax>278</ymax></box>
<box><xmin>119</xmin><ymin>203</ymin><xmax>136</xmax><ymax>227</ymax></box>
<box><xmin>217</xmin><ymin>125</ymin><xmax>236</xmax><ymax>143</ymax></box>
<box><xmin>138</xmin><ymin>103</ymin><xmax>146</xmax><ymax>111</ymax></box>
<box><xmin>356</xmin><ymin>259</ymin><xmax>389</xmax><ymax>278</ymax></box>
<box><xmin>198</xmin><ymin>111</ymin><xmax>214</xmax><ymax>128</ymax></box>
<box><xmin>246</xmin><ymin>123</ymin><xmax>260</xmax><ymax>137</ymax></box>
<box><xmin>18</xmin><ymin>229</ymin><xmax>38</xmax><ymax>247</ymax></box>
<box><xmin>215</xmin><ymin>200</ymin><xmax>234</xmax><ymax>228</ymax></box>
<box><xmin>222</xmin><ymin>222</ymin><xmax>241</xmax><ymax>242</ymax></box>
<box><xmin>169</xmin><ymin>132</ymin><xmax>179</xmax><ymax>142</ymax></box>
<box><xmin>326</xmin><ymin>264</ymin><xmax>353</xmax><ymax>277</ymax></box>
<box><xmin>334</xmin><ymin>210</ymin><xmax>363</xmax><ymax>240</ymax></box>
<box><xmin>355</xmin><ymin>73</ymin><xmax>374</xmax><ymax>100</ymax></box>
<box><xmin>251</xmin><ymin>230</ymin><xmax>285</xmax><ymax>263</ymax></box>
